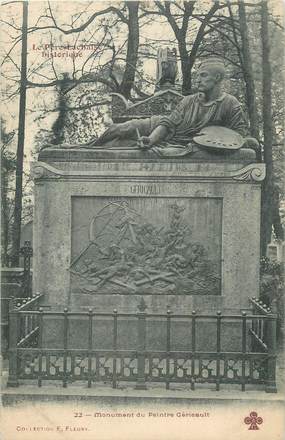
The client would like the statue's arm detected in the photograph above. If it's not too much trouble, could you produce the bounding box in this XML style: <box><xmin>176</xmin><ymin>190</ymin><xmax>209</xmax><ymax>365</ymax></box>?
<box><xmin>96</xmin><ymin>97</ymin><xmax>186</xmax><ymax>148</ymax></box>
<box><xmin>226</xmin><ymin>97</ymin><xmax>260</xmax><ymax>157</ymax></box>
<box><xmin>139</xmin><ymin>98</ymin><xmax>187</xmax><ymax>147</ymax></box>
<box><xmin>226</xmin><ymin>100</ymin><xmax>249</xmax><ymax>137</ymax></box>
<box><xmin>142</xmin><ymin>125</ymin><xmax>169</xmax><ymax>146</ymax></box>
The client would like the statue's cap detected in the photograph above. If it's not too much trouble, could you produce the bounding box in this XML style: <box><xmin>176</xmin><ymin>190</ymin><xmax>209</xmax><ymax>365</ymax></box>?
<box><xmin>198</xmin><ymin>57</ymin><xmax>226</xmax><ymax>76</ymax></box>
<box><xmin>199</xmin><ymin>57</ymin><xmax>225</xmax><ymax>68</ymax></box>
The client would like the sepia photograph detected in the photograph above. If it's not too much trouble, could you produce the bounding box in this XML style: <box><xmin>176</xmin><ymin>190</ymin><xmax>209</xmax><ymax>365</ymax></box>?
<box><xmin>1</xmin><ymin>0</ymin><xmax>284</xmax><ymax>438</ymax></box>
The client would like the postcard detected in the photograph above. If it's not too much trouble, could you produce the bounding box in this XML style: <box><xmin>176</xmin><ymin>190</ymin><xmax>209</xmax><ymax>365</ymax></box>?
<box><xmin>1</xmin><ymin>1</ymin><xmax>284</xmax><ymax>439</ymax></box>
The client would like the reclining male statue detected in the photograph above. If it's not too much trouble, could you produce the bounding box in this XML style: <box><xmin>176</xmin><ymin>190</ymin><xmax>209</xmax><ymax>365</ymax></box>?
<box><xmin>62</xmin><ymin>58</ymin><xmax>259</xmax><ymax>157</ymax></box>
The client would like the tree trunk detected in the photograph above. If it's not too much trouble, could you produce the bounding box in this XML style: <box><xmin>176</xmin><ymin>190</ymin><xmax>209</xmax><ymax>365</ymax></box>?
<box><xmin>178</xmin><ymin>2</ymin><xmax>221</xmax><ymax>95</ymax></box>
<box><xmin>260</xmin><ymin>0</ymin><xmax>274</xmax><ymax>256</ymax></box>
<box><xmin>51</xmin><ymin>74</ymin><xmax>69</xmax><ymax>144</ymax></box>
<box><xmin>1</xmin><ymin>166</ymin><xmax>10</xmax><ymax>266</ymax></box>
<box><xmin>179</xmin><ymin>42</ymin><xmax>192</xmax><ymax>95</ymax></box>
<box><xmin>272</xmin><ymin>186</ymin><xmax>284</xmax><ymax>240</ymax></box>
<box><xmin>10</xmin><ymin>1</ymin><xmax>28</xmax><ymax>266</ymax></box>
<box><xmin>119</xmin><ymin>2</ymin><xmax>139</xmax><ymax>99</ymax></box>
<box><xmin>238</xmin><ymin>0</ymin><xmax>259</xmax><ymax>140</ymax></box>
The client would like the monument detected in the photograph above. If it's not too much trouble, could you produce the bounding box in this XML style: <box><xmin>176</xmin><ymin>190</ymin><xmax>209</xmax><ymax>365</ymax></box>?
<box><xmin>32</xmin><ymin>56</ymin><xmax>265</xmax><ymax>350</ymax></box>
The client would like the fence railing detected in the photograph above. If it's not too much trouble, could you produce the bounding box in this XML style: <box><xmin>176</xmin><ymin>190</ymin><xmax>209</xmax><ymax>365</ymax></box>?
<box><xmin>7</xmin><ymin>297</ymin><xmax>277</xmax><ymax>393</ymax></box>
<box><xmin>1</xmin><ymin>295</ymin><xmax>38</xmax><ymax>356</ymax></box>
<box><xmin>7</xmin><ymin>293</ymin><xmax>44</xmax><ymax>385</ymax></box>
<box><xmin>249</xmin><ymin>297</ymin><xmax>277</xmax><ymax>393</ymax></box>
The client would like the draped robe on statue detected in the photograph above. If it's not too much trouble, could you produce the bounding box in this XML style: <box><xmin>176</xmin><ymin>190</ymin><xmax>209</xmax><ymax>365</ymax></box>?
<box><xmin>88</xmin><ymin>92</ymin><xmax>249</xmax><ymax>157</ymax></box>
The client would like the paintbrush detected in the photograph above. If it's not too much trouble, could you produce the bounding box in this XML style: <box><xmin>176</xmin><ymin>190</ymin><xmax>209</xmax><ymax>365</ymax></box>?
<box><xmin>136</xmin><ymin>128</ymin><xmax>150</xmax><ymax>150</ymax></box>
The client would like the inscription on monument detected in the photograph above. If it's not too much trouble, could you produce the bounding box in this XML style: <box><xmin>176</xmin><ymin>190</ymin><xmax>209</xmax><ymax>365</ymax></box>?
<box><xmin>70</xmin><ymin>196</ymin><xmax>222</xmax><ymax>296</ymax></box>
<box><xmin>130</xmin><ymin>184</ymin><xmax>160</xmax><ymax>195</ymax></box>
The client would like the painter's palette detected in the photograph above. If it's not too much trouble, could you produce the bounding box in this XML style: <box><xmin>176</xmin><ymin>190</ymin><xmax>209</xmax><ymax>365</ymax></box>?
<box><xmin>193</xmin><ymin>126</ymin><xmax>244</xmax><ymax>150</ymax></box>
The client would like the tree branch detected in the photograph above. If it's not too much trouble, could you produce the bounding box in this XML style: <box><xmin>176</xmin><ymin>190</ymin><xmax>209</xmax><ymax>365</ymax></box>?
<box><xmin>155</xmin><ymin>1</ymin><xmax>181</xmax><ymax>37</ymax></box>
<box><xmin>27</xmin><ymin>5</ymin><xmax>128</xmax><ymax>35</ymax></box>
<box><xmin>181</xmin><ymin>1</ymin><xmax>195</xmax><ymax>36</ymax></box>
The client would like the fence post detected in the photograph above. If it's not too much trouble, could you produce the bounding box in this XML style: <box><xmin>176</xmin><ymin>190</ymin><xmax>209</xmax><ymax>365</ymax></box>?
<box><xmin>250</xmin><ymin>298</ymin><xmax>257</xmax><ymax>352</ymax></box>
<box><xmin>62</xmin><ymin>308</ymin><xmax>68</xmax><ymax>388</ymax></box>
<box><xmin>38</xmin><ymin>308</ymin><xmax>44</xmax><ymax>387</ymax></box>
<box><xmin>191</xmin><ymin>310</ymin><xmax>196</xmax><ymax>390</ymax></box>
<box><xmin>7</xmin><ymin>302</ymin><xmax>19</xmax><ymax>387</ymax></box>
<box><xmin>216</xmin><ymin>311</ymin><xmax>222</xmax><ymax>391</ymax></box>
<box><xmin>165</xmin><ymin>309</ymin><xmax>171</xmax><ymax>390</ymax></box>
<box><xmin>241</xmin><ymin>311</ymin><xmax>247</xmax><ymax>391</ymax></box>
<box><xmin>112</xmin><ymin>309</ymin><xmax>118</xmax><ymax>389</ymax></box>
<box><xmin>265</xmin><ymin>302</ymin><xmax>277</xmax><ymax>393</ymax></box>
<box><xmin>135</xmin><ymin>298</ymin><xmax>147</xmax><ymax>390</ymax></box>
<box><xmin>87</xmin><ymin>308</ymin><xmax>93</xmax><ymax>389</ymax></box>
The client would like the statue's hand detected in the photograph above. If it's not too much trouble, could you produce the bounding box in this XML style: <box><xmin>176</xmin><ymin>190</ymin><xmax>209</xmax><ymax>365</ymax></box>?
<box><xmin>137</xmin><ymin>136</ymin><xmax>152</xmax><ymax>150</ymax></box>
<box><xmin>244</xmin><ymin>137</ymin><xmax>261</xmax><ymax>154</ymax></box>
<box><xmin>244</xmin><ymin>137</ymin><xmax>260</xmax><ymax>150</ymax></box>
<box><xmin>96</xmin><ymin>121</ymin><xmax>134</xmax><ymax>145</ymax></box>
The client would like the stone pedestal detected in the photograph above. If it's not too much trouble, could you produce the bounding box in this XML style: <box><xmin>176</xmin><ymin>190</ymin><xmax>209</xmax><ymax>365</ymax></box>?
<box><xmin>33</xmin><ymin>147</ymin><xmax>265</xmax><ymax>319</ymax></box>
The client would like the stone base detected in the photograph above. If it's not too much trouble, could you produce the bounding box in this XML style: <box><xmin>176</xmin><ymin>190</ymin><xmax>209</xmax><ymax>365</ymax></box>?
<box><xmin>33</xmin><ymin>151</ymin><xmax>264</xmax><ymax>354</ymax></box>
<box><xmin>38</xmin><ymin>146</ymin><xmax>257</xmax><ymax>163</ymax></box>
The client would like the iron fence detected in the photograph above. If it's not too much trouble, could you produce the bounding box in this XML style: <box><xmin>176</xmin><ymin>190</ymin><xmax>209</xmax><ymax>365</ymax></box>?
<box><xmin>249</xmin><ymin>297</ymin><xmax>277</xmax><ymax>393</ymax></box>
<box><xmin>1</xmin><ymin>295</ymin><xmax>39</xmax><ymax>356</ymax></box>
<box><xmin>7</xmin><ymin>297</ymin><xmax>277</xmax><ymax>392</ymax></box>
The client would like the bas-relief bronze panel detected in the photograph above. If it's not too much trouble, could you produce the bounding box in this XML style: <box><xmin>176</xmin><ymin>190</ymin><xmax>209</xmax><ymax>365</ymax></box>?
<box><xmin>70</xmin><ymin>196</ymin><xmax>222</xmax><ymax>296</ymax></box>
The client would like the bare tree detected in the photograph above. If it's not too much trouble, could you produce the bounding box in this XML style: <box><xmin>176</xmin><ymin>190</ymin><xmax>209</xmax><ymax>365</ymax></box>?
<box><xmin>260</xmin><ymin>0</ymin><xmax>274</xmax><ymax>255</ymax></box>
<box><xmin>10</xmin><ymin>0</ymin><xmax>28</xmax><ymax>266</ymax></box>
<box><xmin>21</xmin><ymin>2</ymin><xmax>141</xmax><ymax>99</ymax></box>
<box><xmin>118</xmin><ymin>2</ymin><xmax>139</xmax><ymax>98</ymax></box>
<box><xmin>236</xmin><ymin>0</ymin><xmax>259</xmax><ymax>139</ymax></box>
<box><xmin>140</xmin><ymin>1</ymin><xmax>224</xmax><ymax>94</ymax></box>
<box><xmin>1</xmin><ymin>121</ymin><xmax>16</xmax><ymax>266</ymax></box>
<box><xmin>1</xmin><ymin>2</ymin><xmax>142</xmax><ymax>264</ymax></box>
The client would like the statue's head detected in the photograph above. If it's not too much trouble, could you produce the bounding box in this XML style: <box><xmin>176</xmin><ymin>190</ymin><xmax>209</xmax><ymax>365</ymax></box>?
<box><xmin>196</xmin><ymin>58</ymin><xmax>226</xmax><ymax>93</ymax></box>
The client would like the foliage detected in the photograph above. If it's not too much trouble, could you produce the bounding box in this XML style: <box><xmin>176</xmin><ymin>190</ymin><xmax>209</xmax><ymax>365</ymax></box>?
<box><xmin>1</xmin><ymin>120</ymin><xmax>16</xmax><ymax>265</ymax></box>
<box><xmin>260</xmin><ymin>256</ymin><xmax>284</xmax><ymax>337</ymax></box>
<box><xmin>1</xmin><ymin>118</ymin><xmax>33</xmax><ymax>266</ymax></box>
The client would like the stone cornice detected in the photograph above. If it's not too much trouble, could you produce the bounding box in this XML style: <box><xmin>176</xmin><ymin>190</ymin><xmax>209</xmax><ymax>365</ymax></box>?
<box><xmin>31</xmin><ymin>161</ymin><xmax>266</xmax><ymax>183</ymax></box>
